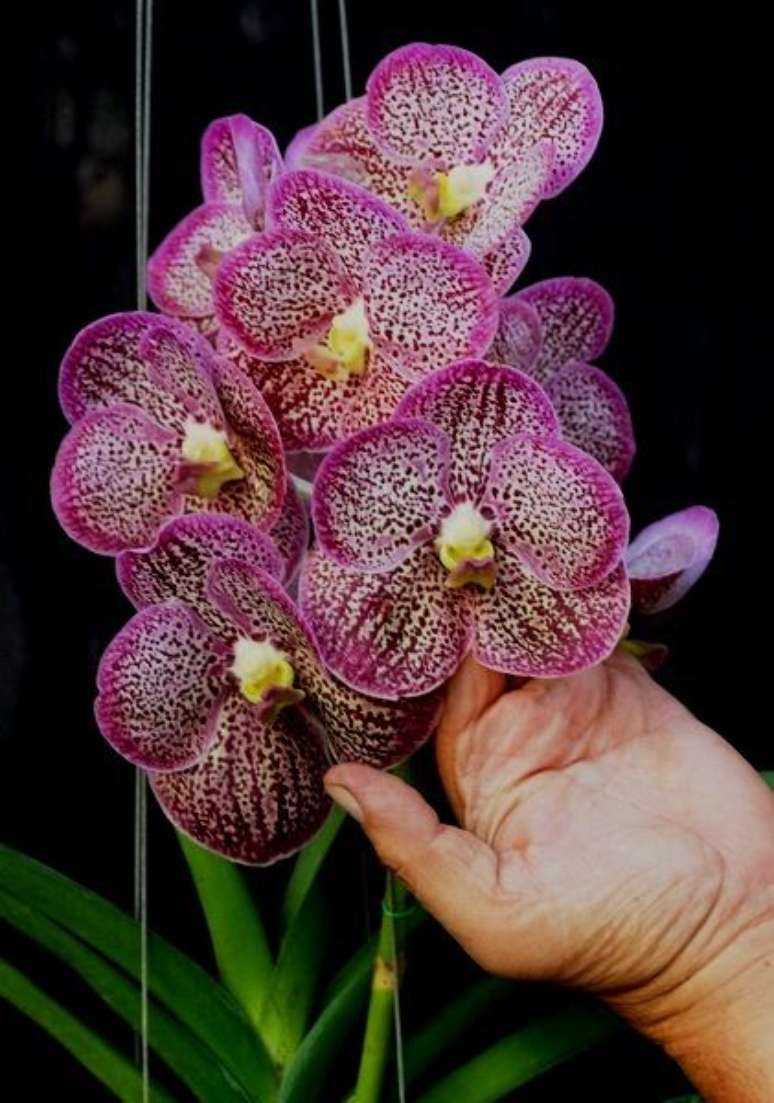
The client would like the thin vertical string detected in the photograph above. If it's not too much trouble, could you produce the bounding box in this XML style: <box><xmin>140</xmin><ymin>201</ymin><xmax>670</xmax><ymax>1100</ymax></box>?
<box><xmin>134</xmin><ymin>0</ymin><xmax>152</xmax><ymax>1097</ymax></box>
<box><xmin>310</xmin><ymin>0</ymin><xmax>324</xmax><ymax>121</ymax></box>
<box><xmin>337</xmin><ymin>0</ymin><xmax>353</xmax><ymax>101</ymax></box>
<box><xmin>386</xmin><ymin>874</ymin><xmax>407</xmax><ymax>1103</ymax></box>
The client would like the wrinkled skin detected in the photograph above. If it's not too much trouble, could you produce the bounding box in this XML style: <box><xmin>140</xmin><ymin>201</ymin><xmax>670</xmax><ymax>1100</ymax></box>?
<box><xmin>326</xmin><ymin>653</ymin><xmax>774</xmax><ymax>1100</ymax></box>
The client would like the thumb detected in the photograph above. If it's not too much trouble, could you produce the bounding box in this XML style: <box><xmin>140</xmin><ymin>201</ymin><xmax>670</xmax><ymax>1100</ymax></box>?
<box><xmin>324</xmin><ymin>762</ymin><xmax>504</xmax><ymax>962</ymax></box>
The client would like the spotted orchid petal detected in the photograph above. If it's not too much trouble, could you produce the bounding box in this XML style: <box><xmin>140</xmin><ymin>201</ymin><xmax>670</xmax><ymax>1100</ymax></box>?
<box><xmin>138</xmin><ymin>323</ymin><xmax>223</xmax><ymax>424</ymax></box>
<box><xmin>95</xmin><ymin>601</ymin><xmax>227</xmax><ymax>771</ymax></box>
<box><xmin>483</xmin><ymin>433</ymin><xmax>629</xmax><ymax>589</ymax></box>
<box><xmin>299</xmin><ymin>545</ymin><xmax>474</xmax><ymax>699</ymax></box>
<box><xmin>627</xmin><ymin>506</ymin><xmax>719</xmax><ymax>614</ymax></box>
<box><xmin>214</xmin><ymin>229</ymin><xmax>355</xmax><ymax>360</ymax></box>
<box><xmin>151</xmin><ymin>692</ymin><xmax>330</xmax><ymax>865</ymax></box>
<box><xmin>147</xmin><ymin>202</ymin><xmax>252</xmax><ymax>320</ymax></box>
<box><xmin>58</xmin><ymin>312</ymin><xmax>215</xmax><ymax>430</ymax></box>
<box><xmin>363</xmin><ymin>233</ymin><xmax>498</xmax><ymax>381</ymax></box>
<box><xmin>473</xmin><ymin>554</ymin><xmax>630</xmax><ymax>677</ymax></box>
<box><xmin>288</xmin><ymin>99</ymin><xmax>417</xmax><ymax>222</ymax></box>
<box><xmin>546</xmin><ymin>361</ymin><xmax>635</xmax><ymax>481</ymax></box>
<box><xmin>312</xmin><ymin>419</ymin><xmax>450</xmax><ymax>572</ymax></box>
<box><xmin>489</xmin><ymin>297</ymin><xmax>542</xmax><ymax>373</ymax></box>
<box><xmin>366</xmin><ymin>44</ymin><xmax>506</xmax><ymax>165</ymax></box>
<box><xmin>285</xmin><ymin>123</ymin><xmax>318</xmax><ymax>168</ymax></box>
<box><xmin>200</xmin><ymin>114</ymin><xmax>282</xmax><ymax>227</ymax></box>
<box><xmin>511</xmin><ymin>277</ymin><xmax>614</xmax><ymax>385</ymax></box>
<box><xmin>267</xmin><ymin>169</ymin><xmax>409</xmax><ymax>284</ymax></box>
<box><xmin>116</xmin><ymin>514</ymin><xmax>284</xmax><ymax>636</ymax></box>
<box><xmin>478</xmin><ymin>224</ymin><xmax>532</xmax><ymax>295</ymax></box>
<box><xmin>396</xmin><ymin>360</ymin><xmax>559</xmax><ymax>503</ymax></box>
<box><xmin>269</xmin><ymin>477</ymin><xmax>309</xmax><ymax>584</ymax></box>
<box><xmin>495</xmin><ymin>57</ymin><xmax>603</xmax><ymax>199</ymax></box>
<box><xmin>51</xmin><ymin>404</ymin><xmax>182</xmax><ymax>555</ymax></box>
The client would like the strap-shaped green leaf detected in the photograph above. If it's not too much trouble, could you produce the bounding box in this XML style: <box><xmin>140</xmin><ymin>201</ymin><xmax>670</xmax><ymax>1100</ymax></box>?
<box><xmin>281</xmin><ymin>806</ymin><xmax>345</xmax><ymax>934</ymax></box>
<box><xmin>0</xmin><ymin>956</ymin><xmax>175</xmax><ymax>1103</ymax></box>
<box><xmin>0</xmin><ymin>844</ymin><xmax>276</xmax><ymax>1101</ymax></box>
<box><xmin>0</xmin><ymin>890</ymin><xmax>252</xmax><ymax>1102</ymax></box>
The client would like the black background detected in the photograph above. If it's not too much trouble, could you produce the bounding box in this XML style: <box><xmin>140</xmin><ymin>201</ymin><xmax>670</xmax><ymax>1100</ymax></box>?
<box><xmin>2</xmin><ymin>1</ymin><xmax>764</xmax><ymax>1098</ymax></box>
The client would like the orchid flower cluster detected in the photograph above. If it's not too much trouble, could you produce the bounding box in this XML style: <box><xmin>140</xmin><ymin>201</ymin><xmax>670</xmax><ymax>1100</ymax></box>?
<box><xmin>52</xmin><ymin>44</ymin><xmax>718</xmax><ymax>866</ymax></box>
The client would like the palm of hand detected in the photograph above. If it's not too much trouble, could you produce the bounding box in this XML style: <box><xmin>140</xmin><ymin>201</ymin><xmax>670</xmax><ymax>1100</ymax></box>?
<box><xmin>435</xmin><ymin>653</ymin><xmax>774</xmax><ymax>1017</ymax></box>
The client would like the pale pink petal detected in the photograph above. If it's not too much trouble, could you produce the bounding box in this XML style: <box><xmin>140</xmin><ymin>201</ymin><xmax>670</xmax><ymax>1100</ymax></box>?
<box><xmin>363</xmin><ymin>233</ymin><xmax>498</xmax><ymax>381</ymax></box>
<box><xmin>484</xmin><ymin>432</ymin><xmax>629</xmax><ymax>589</ymax></box>
<box><xmin>151</xmin><ymin>692</ymin><xmax>329</xmax><ymax>865</ymax></box>
<box><xmin>489</xmin><ymin>298</ymin><xmax>542</xmax><ymax>373</ymax></box>
<box><xmin>95</xmin><ymin>602</ymin><xmax>227</xmax><ymax>770</ymax></box>
<box><xmin>214</xmin><ymin>229</ymin><xmax>355</xmax><ymax>360</ymax></box>
<box><xmin>396</xmin><ymin>359</ymin><xmax>559</xmax><ymax>503</ymax></box>
<box><xmin>200</xmin><ymin>115</ymin><xmax>282</xmax><ymax>226</ymax></box>
<box><xmin>546</xmin><ymin>361</ymin><xmax>635</xmax><ymax>481</ymax></box>
<box><xmin>366</xmin><ymin>44</ymin><xmax>506</xmax><ymax>165</ymax></box>
<box><xmin>513</xmin><ymin>277</ymin><xmax>614</xmax><ymax>384</ymax></box>
<box><xmin>147</xmin><ymin>203</ymin><xmax>252</xmax><ymax>319</ymax></box>
<box><xmin>473</xmin><ymin>553</ymin><xmax>629</xmax><ymax>676</ymax></box>
<box><xmin>496</xmin><ymin>57</ymin><xmax>603</xmax><ymax>198</ymax></box>
<box><xmin>627</xmin><ymin>506</ymin><xmax>719</xmax><ymax>614</ymax></box>
<box><xmin>312</xmin><ymin>419</ymin><xmax>449</xmax><ymax>572</ymax></box>
<box><xmin>299</xmin><ymin>545</ymin><xmax>474</xmax><ymax>699</ymax></box>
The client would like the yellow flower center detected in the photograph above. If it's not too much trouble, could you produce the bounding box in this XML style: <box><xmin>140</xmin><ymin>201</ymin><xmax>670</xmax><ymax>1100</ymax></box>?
<box><xmin>436</xmin><ymin>502</ymin><xmax>496</xmax><ymax>590</ymax></box>
<box><xmin>304</xmin><ymin>299</ymin><xmax>372</xmax><ymax>382</ymax></box>
<box><xmin>230</xmin><ymin>638</ymin><xmax>296</xmax><ymax>709</ymax></box>
<box><xmin>408</xmin><ymin>162</ymin><xmax>494</xmax><ymax>223</ymax></box>
<box><xmin>180</xmin><ymin>418</ymin><xmax>245</xmax><ymax>499</ymax></box>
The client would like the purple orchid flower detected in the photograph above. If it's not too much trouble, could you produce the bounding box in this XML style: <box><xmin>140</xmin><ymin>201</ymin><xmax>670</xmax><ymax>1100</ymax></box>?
<box><xmin>147</xmin><ymin>115</ymin><xmax>283</xmax><ymax>336</ymax></box>
<box><xmin>213</xmin><ymin>169</ymin><xmax>499</xmax><ymax>451</ymax></box>
<box><xmin>627</xmin><ymin>506</ymin><xmax>719</xmax><ymax>614</ymax></box>
<box><xmin>300</xmin><ymin>359</ymin><xmax>631</xmax><ymax>699</ymax></box>
<box><xmin>97</xmin><ymin>529</ymin><xmax>440</xmax><ymax>863</ymax></box>
<box><xmin>52</xmin><ymin>312</ymin><xmax>290</xmax><ymax>556</ymax></box>
<box><xmin>289</xmin><ymin>45</ymin><xmax>602</xmax><ymax>292</ymax></box>
<box><xmin>491</xmin><ymin>276</ymin><xmax>635</xmax><ymax>481</ymax></box>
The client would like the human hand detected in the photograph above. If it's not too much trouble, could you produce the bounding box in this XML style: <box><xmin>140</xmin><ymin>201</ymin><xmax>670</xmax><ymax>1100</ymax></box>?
<box><xmin>325</xmin><ymin>652</ymin><xmax>774</xmax><ymax>1102</ymax></box>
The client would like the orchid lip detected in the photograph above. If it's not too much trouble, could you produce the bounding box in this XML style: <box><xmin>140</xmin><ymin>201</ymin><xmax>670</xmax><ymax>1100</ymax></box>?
<box><xmin>230</xmin><ymin>637</ymin><xmax>303</xmax><ymax>720</ymax></box>
<box><xmin>303</xmin><ymin>298</ymin><xmax>372</xmax><ymax>382</ymax></box>
<box><xmin>408</xmin><ymin>161</ymin><xmax>495</xmax><ymax>223</ymax></box>
<box><xmin>178</xmin><ymin>417</ymin><xmax>245</xmax><ymax>499</ymax></box>
<box><xmin>436</xmin><ymin>501</ymin><xmax>497</xmax><ymax>590</ymax></box>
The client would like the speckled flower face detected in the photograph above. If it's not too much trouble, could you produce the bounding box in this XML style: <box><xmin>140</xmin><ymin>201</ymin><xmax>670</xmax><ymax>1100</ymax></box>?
<box><xmin>492</xmin><ymin>276</ymin><xmax>636</xmax><ymax>481</ymax></box>
<box><xmin>213</xmin><ymin>169</ymin><xmax>499</xmax><ymax>451</ymax></box>
<box><xmin>289</xmin><ymin>45</ymin><xmax>602</xmax><ymax>293</ymax></box>
<box><xmin>627</xmin><ymin>506</ymin><xmax>719</xmax><ymax>614</ymax></box>
<box><xmin>301</xmin><ymin>360</ymin><xmax>631</xmax><ymax>698</ymax></box>
<box><xmin>52</xmin><ymin>312</ymin><xmax>287</xmax><ymax>554</ymax></box>
<box><xmin>97</xmin><ymin>534</ymin><xmax>440</xmax><ymax>863</ymax></box>
<box><xmin>147</xmin><ymin>115</ymin><xmax>283</xmax><ymax>334</ymax></box>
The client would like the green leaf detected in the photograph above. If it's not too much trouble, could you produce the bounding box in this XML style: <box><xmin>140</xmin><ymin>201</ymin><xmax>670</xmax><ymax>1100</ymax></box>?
<box><xmin>762</xmin><ymin>770</ymin><xmax>774</xmax><ymax>790</ymax></box>
<box><xmin>0</xmin><ymin>956</ymin><xmax>175</xmax><ymax>1103</ymax></box>
<box><xmin>415</xmin><ymin>1002</ymin><xmax>621</xmax><ymax>1103</ymax></box>
<box><xmin>0</xmin><ymin>890</ymin><xmax>252</xmax><ymax>1102</ymax></box>
<box><xmin>0</xmin><ymin>844</ymin><xmax>276</xmax><ymax>1101</ymax></box>
<box><xmin>281</xmin><ymin>807</ymin><xmax>345</xmax><ymax>934</ymax></box>
<box><xmin>178</xmin><ymin>832</ymin><xmax>273</xmax><ymax>1034</ymax></box>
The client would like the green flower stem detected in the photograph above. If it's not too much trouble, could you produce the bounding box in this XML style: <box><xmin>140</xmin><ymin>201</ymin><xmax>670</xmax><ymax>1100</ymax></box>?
<box><xmin>352</xmin><ymin>873</ymin><xmax>408</xmax><ymax>1103</ymax></box>
<box><xmin>178</xmin><ymin>833</ymin><xmax>273</xmax><ymax>1036</ymax></box>
<box><xmin>281</xmin><ymin>806</ymin><xmax>345</xmax><ymax>934</ymax></box>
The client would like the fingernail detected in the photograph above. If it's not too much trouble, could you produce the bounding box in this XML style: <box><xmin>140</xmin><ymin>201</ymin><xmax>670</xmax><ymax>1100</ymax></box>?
<box><xmin>325</xmin><ymin>783</ymin><xmax>363</xmax><ymax>823</ymax></box>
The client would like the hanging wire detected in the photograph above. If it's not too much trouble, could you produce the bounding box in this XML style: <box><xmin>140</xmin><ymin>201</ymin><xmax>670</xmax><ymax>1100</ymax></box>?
<box><xmin>386</xmin><ymin>874</ymin><xmax>407</xmax><ymax>1103</ymax></box>
<box><xmin>134</xmin><ymin>0</ymin><xmax>153</xmax><ymax>1096</ymax></box>
<box><xmin>310</xmin><ymin>0</ymin><xmax>324</xmax><ymax>121</ymax></box>
<box><xmin>337</xmin><ymin>0</ymin><xmax>353</xmax><ymax>102</ymax></box>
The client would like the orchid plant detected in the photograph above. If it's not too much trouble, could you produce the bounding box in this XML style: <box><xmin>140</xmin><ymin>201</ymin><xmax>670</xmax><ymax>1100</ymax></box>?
<box><xmin>3</xmin><ymin>40</ymin><xmax>731</xmax><ymax>1103</ymax></box>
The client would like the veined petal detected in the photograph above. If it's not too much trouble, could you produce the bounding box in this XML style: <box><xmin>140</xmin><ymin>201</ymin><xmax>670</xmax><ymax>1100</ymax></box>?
<box><xmin>363</xmin><ymin>233</ymin><xmax>498</xmax><ymax>381</ymax></box>
<box><xmin>267</xmin><ymin>169</ymin><xmax>409</xmax><ymax>285</ymax></box>
<box><xmin>58</xmin><ymin>312</ymin><xmax>214</xmax><ymax>430</ymax></box>
<box><xmin>396</xmin><ymin>359</ymin><xmax>559</xmax><ymax>503</ymax></box>
<box><xmin>484</xmin><ymin>432</ymin><xmax>629</xmax><ymax>589</ymax></box>
<box><xmin>546</xmin><ymin>360</ymin><xmax>635</xmax><ymax>481</ymax></box>
<box><xmin>117</xmin><ymin>513</ymin><xmax>284</xmax><ymax>634</ymax></box>
<box><xmin>366</xmin><ymin>43</ymin><xmax>506</xmax><ymax>164</ymax></box>
<box><xmin>312</xmin><ymin>419</ymin><xmax>449</xmax><ymax>572</ymax></box>
<box><xmin>51</xmin><ymin>404</ymin><xmax>182</xmax><ymax>555</ymax></box>
<box><xmin>513</xmin><ymin>276</ymin><xmax>614</xmax><ymax>384</ymax></box>
<box><xmin>473</xmin><ymin>553</ymin><xmax>629</xmax><ymax>677</ymax></box>
<box><xmin>489</xmin><ymin>297</ymin><xmax>542</xmax><ymax>373</ymax></box>
<box><xmin>496</xmin><ymin>57</ymin><xmax>603</xmax><ymax>198</ymax></box>
<box><xmin>207</xmin><ymin>559</ymin><xmax>312</xmax><ymax>662</ymax></box>
<box><xmin>147</xmin><ymin>202</ymin><xmax>252</xmax><ymax>319</ymax></box>
<box><xmin>214</xmin><ymin>229</ymin><xmax>355</xmax><ymax>360</ymax></box>
<box><xmin>200</xmin><ymin>115</ymin><xmax>282</xmax><ymax>227</ymax></box>
<box><xmin>95</xmin><ymin>602</ymin><xmax>227</xmax><ymax>770</ymax></box>
<box><xmin>289</xmin><ymin>99</ymin><xmax>418</xmax><ymax>221</ymax></box>
<box><xmin>139</xmin><ymin>323</ymin><xmax>223</xmax><ymax>424</ymax></box>
<box><xmin>627</xmin><ymin>506</ymin><xmax>719</xmax><ymax>614</ymax></box>
<box><xmin>151</xmin><ymin>692</ymin><xmax>329</xmax><ymax>865</ymax></box>
<box><xmin>269</xmin><ymin>478</ymin><xmax>309</xmax><ymax>584</ymax></box>
<box><xmin>299</xmin><ymin>545</ymin><xmax>474</xmax><ymax>699</ymax></box>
